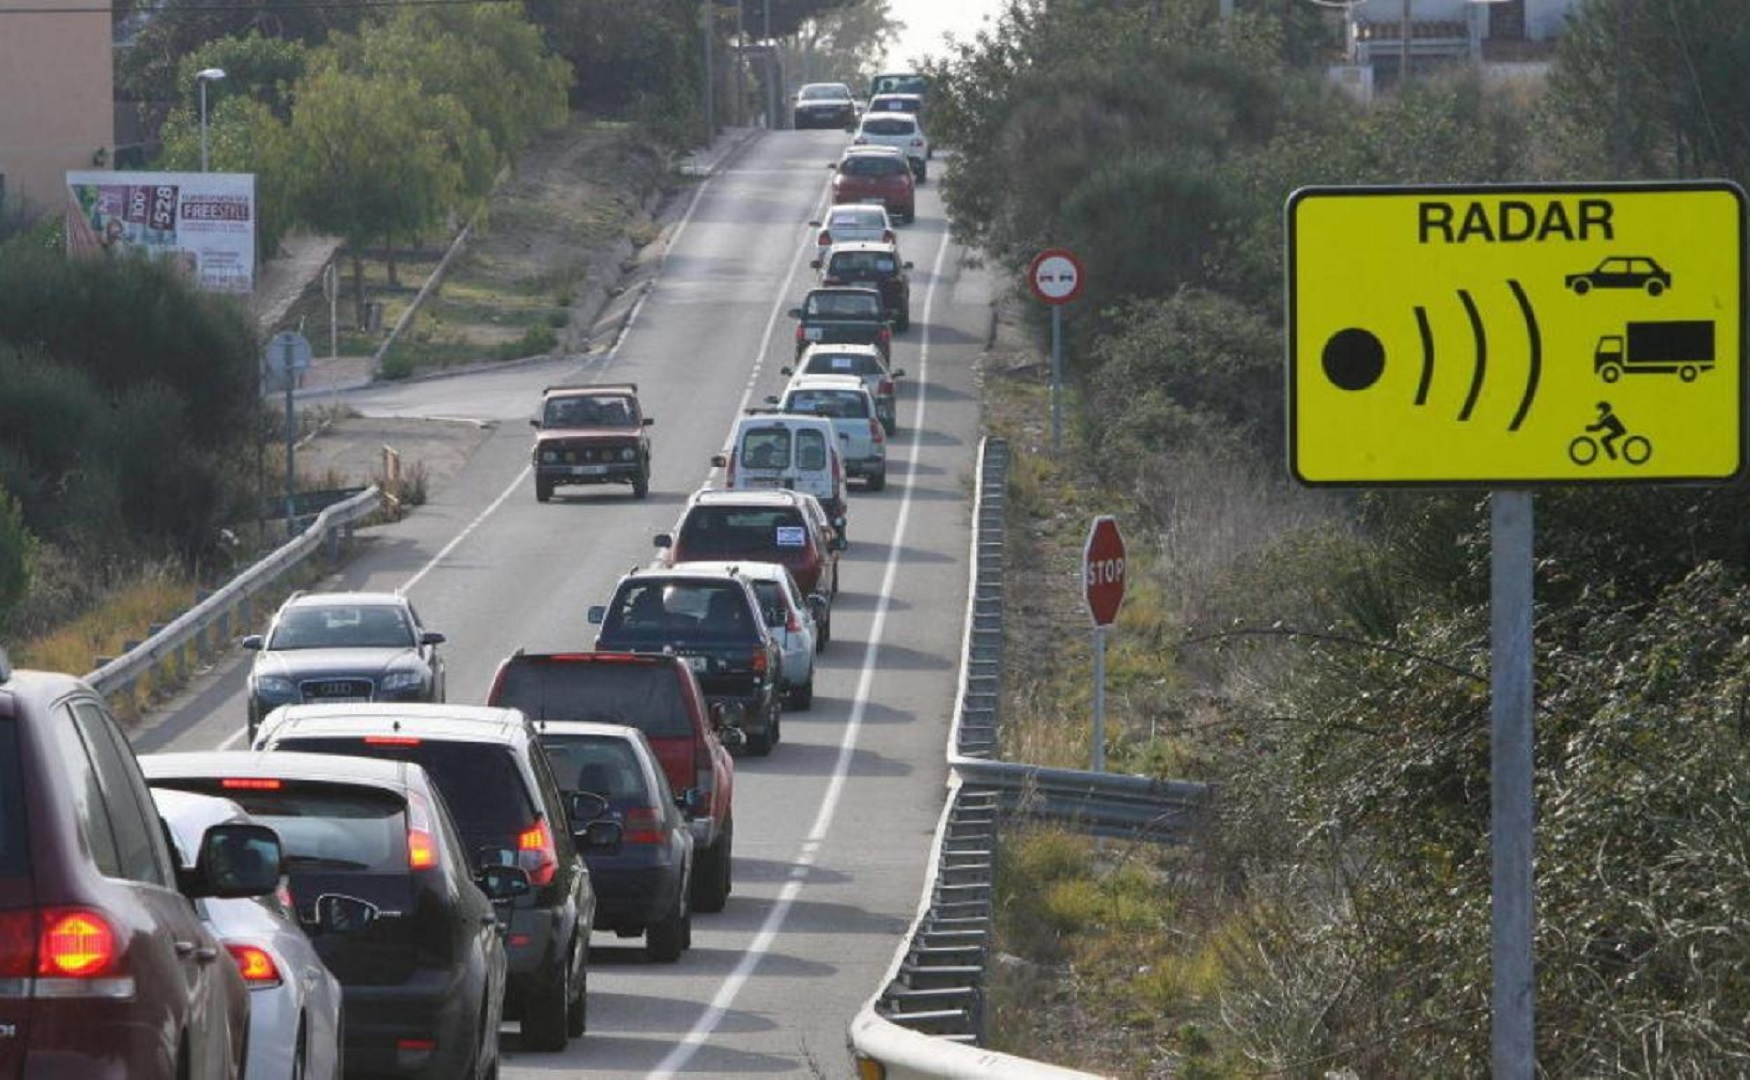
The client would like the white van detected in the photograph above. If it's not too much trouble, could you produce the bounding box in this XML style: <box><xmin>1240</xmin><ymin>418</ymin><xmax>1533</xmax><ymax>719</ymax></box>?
<box><xmin>712</xmin><ymin>414</ymin><xmax>848</xmax><ymax>518</ymax></box>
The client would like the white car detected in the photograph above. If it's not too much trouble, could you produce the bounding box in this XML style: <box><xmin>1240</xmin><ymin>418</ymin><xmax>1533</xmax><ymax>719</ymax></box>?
<box><xmin>152</xmin><ymin>787</ymin><xmax>345</xmax><ymax>1080</ymax></box>
<box><xmin>676</xmin><ymin>559</ymin><xmax>824</xmax><ymax>709</ymax></box>
<box><xmin>712</xmin><ymin>412</ymin><xmax>848</xmax><ymax>520</ymax></box>
<box><xmin>769</xmin><ymin>373</ymin><xmax>888</xmax><ymax>491</ymax></box>
<box><xmin>851</xmin><ymin>113</ymin><xmax>929</xmax><ymax>181</ymax></box>
<box><xmin>865</xmin><ymin>93</ymin><xmax>929</xmax><ymax>156</ymax></box>
<box><xmin>784</xmin><ymin>344</ymin><xmax>905</xmax><ymax>436</ymax></box>
<box><xmin>808</xmin><ymin>203</ymin><xmax>897</xmax><ymax>265</ymax></box>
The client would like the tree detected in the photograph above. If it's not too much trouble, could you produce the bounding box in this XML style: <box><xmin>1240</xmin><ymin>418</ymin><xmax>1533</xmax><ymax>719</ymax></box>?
<box><xmin>0</xmin><ymin>487</ymin><xmax>33</xmax><ymax>632</ymax></box>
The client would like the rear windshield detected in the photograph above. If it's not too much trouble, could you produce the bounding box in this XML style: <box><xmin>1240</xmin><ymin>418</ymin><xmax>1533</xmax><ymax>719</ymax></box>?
<box><xmin>841</xmin><ymin>156</ymin><xmax>906</xmax><ymax>178</ymax></box>
<box><xmin>603</xmin><ymin>578</ymin><xmax>764</xmax><ymax>641</ymax></box>
<box><xmin>269</xmin><ymin>739</ymin><xmax>535</xmax><ymax>846</ymax></box>
<box><xmin>872</xmin><ymin>75</ymin><xmax>928</xmax><ymax>96</ymax></box>
<box><xmin>829</xmin><ymin>251</ymin><xmax>899</xmax><ymax>276</ymax></box>
<box><xmin>538</xmin><ymin>735</ymin><xmax>653</xmax><ymax>801</ymax></box>
<box><xmin>862</xmin><ymin>118</ymin><xmax>915</xmax><ymax>136</ymax></box>
<box><xmin>786</xmin><ymin>389</ymin><xmax>870</xmax><ymax>419</ymax></box>
<box><xmin>871</xmin><ymin>97</ymin><xmax>920</xmax><ymax>113</ymax></box>
<box><xmin>826</xmin><ymin>209</ymin><xmax>883</xmax><ymax>230</ymax></box>
<box><xmin>494</xmin><ymin>662</ymin><xmax>691</xmax><ymax>737</ymax></box>
<box><xmin>0</xmin><ymin>720</ymin><xmax>26</xmax><ymax>877</ymax></box>
<box><xmin>804</xmin><ymin>352</ymin><xmax>882</xmax><ymax>377</ymax></box>
<box><xmin>678</xmin><ymin>508</ymin><xmax>810</xmax><ymax>555</ymax></box>
<box><xmin>739</xmin><ymin>427</ymin><xmax>789</xmax><ymax>469</ymax></box>
<box><xmin>799</xmin><ymin>84</ymin><xmax>849</xmax><ymax>101</ymax></box>
<box><xmin>805</xmin><ymin>292</ymin><xmax>882</xmax><ymax>318</ymax></box>
<box><xmin>204</xmin><ymin>782</ymin><xmax>409</xmax><ymax>873</ymax></box>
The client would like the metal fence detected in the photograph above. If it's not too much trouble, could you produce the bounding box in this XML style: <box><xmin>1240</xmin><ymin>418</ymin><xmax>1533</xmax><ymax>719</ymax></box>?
<box><xmin>848</xmin><ymin>438</ymin><xmax>1209</xmax><ymax>1079</ymax></box>
<box><xmin>86</xmin><ymin>487</ymin><xmax>383</xmax><ymax>713</ymax></box>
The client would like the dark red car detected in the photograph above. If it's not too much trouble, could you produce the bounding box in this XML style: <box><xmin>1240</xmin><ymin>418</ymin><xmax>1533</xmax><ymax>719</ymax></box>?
<box><xmin>0</xmin><ymin>656</ymin><xmax>282</xmax><ymax>1080</ymax></box>
<box><xmin>828</xmin><ymin>147</ymin><xmax>916</xmax><ymax>224</ymax></box>
<box><xmin>655</xmin><ymin>488</ymin><xmax>843</xmax><ymax>598</ymax></box>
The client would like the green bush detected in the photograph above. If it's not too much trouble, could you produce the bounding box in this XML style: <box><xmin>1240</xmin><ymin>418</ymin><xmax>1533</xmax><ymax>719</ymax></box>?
<box><xmin>0</xmin><ymin>488</ymin><xmax>35</xmax><ymax>631</ymax></box>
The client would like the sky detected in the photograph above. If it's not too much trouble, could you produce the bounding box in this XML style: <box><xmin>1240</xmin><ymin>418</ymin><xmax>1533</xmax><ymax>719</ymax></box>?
<box><xmin>881</xmin><ymin>0</ymin><xmax>1006</xmax><ymax>69</ymax></box>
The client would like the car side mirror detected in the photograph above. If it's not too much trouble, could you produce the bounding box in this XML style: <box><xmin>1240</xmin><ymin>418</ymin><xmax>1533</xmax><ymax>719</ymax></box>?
<box><xmin>788</xmin><ymin>307</ymin><xmax>803</xmax><ymax>318</ymax></box>
<box><xmin>764</xmin><ymin>395</ymin><xmax>780</xmax><ymax>406</ymax></box>
<box><xmin>529</xmin><ymin>417</ymin><xmax>541</xmax><ymax>429</ymax></box>
<box><xmin>587</xmin><ymin>605</ymin><xmax>606</xmax><ymax>625</ymax></box>
<box><xmin>420</xmin><ymin>631</ymin><xmax>445</xmax><ymax>646</ymax></box>
<box><xmin>189</xmin><ymin>822</ymin><xmax>282</xmax><ymax>899</ymax></box>
<box><xmin>903</xmin><ymin>261</ymin><xmax>914</xmax><ymax>269</ymax></box>
<box><xmin>711</xmin><ymin>453</ymin><xmax>728</xmax><ymax>468</ymax></box>
<box><xmin>566</xmin><ymin>790</ymin><xmax>609</xmax><ymax>828</ymax></box>
<box><xmin>676</xmin><ymin>788</ymin><xmax>706</xmax><ymax>817</ymax></box>
<box><xmin>654</xmin><ymin>533</ymin><xmax>674</xmax><ymax>549</ymax></box>
<box><xmin>576</xmin><ymin>818</ymin><xmax>623</xmax><ymax>855</ymax></box>
<box><xmin>891</xmin><ymin>368</ymin><xmax>907</xmax><ymax>378</ymax></box>
<box><xmin>810</xmin><ymin>259</ymin><xmax>822</xmax><ymax>270</ymax></box>
<box><xmin>312</xmin><ymin>893</ymin><xmax>380</xmax><ymax>934</ymax></box>
<box><xmin>475</xmin><ymin>863</ymin><xmax>532</xmax><ymax>903</ymax></box>
<box><xmin>780</xmin><ymin>366</ymin><xmax>795</xmax><ymax>376</ymax></box>
<box><xmin>241</xmin><ymin>634</ymin><xmax>264</xmax><ymax>651</ymax></box>
<box><xmin>643</xmin><ymin>417</ymin><xmax>655</xmax><ymax>426</ymax></box>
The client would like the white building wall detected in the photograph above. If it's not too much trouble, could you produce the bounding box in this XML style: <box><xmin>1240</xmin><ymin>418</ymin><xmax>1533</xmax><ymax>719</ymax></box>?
<box><xmin>0</xmin><ymin>0</ymin><xmax>114</xmax><ymax>215</ymax></box>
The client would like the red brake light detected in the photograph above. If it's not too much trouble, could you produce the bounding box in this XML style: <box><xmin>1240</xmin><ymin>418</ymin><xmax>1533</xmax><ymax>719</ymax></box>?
<box><xmin>750</xmin><ymin>649</ymin><xmax>768</xmax><ymax>675</ymax></box>
<box><xmin>226</xmin><ymin>943</ymin><xmax>283</xmax><ymax>987</ymax></box>
<box><xmin>882</xmin><ymin>229</ymin><xmax>895</xmax><ymax>244</ymax></box>
<box><xmin>818</xmin><ymin>229</ymin><xmax>832</xmax><ymax>247</ymax></box>
<box><xmin>40</xmin><ymin>909</ymin><xmax>117</xmax><ymax>977</ymax></box>
<box><xmin>795</xmin><ymin>325</ymin><xmax>806</xmax><ymax>345</ymax></box>
<box><xmin>878</xmin><ymin>379</ymin><xmax>894</xmax><ymax>395</ymax></box>
<box><xmin>786</xmin><ymin>608</ymin><xmax>802</xmax><ymax>633</ymax></box>
<box><xmin>518</xmin><ymin>817</ymin><xmax>558</xmax><ymax>886</ymax></box>
<box><xmin>870</xmin><ymin>419</ymin><xmax>884</xmax><ymax>444</ymax></box>
<box><xmin>222</xmin><ymin>777</ymin><xmax>281</xmax><ymax>790</ymax></box>
<box><xmin>622</xmin><ymin>807</ymin><xmax>666</xmax><ymax>845</ymax></box>
<box><xmin>406</xmin><ymin>790</ymin><xmax>439</xmax><ymax>870</ymax></box>
<box><xmin>365</xmin><ymin>735</ymin><xmax>422</xmax><ymax>746</ymax></box>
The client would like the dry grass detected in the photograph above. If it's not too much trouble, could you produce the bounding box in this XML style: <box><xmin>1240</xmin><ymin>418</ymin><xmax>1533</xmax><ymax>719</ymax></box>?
<box><xmin>12</xmin><ymin>570</ymin><xmax>197</xmax><ymax>677</ymax></box>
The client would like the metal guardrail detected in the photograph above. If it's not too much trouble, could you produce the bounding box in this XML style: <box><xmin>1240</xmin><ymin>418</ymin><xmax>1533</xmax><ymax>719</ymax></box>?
<box><xmin>86</xmin><ymin>487</ymin><xmax>383</xmax><ymax>713</ymax></box>
<box><xmin>848</xmin><ymin>437</ymin><xmax>1209</xmax><ymax>1079</ymax></box>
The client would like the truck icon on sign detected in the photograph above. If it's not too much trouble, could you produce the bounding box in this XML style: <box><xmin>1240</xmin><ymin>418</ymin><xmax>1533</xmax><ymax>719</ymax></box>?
<box><xmin>1593</xmin><ymin>320</ymin><xmax>1714</xmax><ymax>383</ymax></box>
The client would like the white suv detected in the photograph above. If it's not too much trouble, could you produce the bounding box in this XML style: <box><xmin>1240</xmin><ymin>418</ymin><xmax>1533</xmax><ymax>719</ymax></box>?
<box><xmin>851</xmin><ymin>113</ymin><xmax>929</xmax><ymax>182</ymax></box>
<box><xmin>769</xmin><ymin>374</ymin><xmax>888</xmax><ymax>491</ymax></box>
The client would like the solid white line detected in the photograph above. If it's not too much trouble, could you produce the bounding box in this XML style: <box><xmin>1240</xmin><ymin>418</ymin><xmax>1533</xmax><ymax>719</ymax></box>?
<box><xmin>647</xmin><ymin>203</ymin><xmax>955</xmax><ymax>1080</ymax></box>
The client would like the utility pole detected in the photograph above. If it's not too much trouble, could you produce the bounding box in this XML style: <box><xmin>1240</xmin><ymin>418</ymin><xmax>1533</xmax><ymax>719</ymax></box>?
<box><xmin>702</xmin><ymin>0</ymin><xmax>715</xmax><ymax>141</ymax></box>
<box><xmin>1399</xmin><ymin>0</ymin><xmax>1411</xmax><ymax>85</ymax></box>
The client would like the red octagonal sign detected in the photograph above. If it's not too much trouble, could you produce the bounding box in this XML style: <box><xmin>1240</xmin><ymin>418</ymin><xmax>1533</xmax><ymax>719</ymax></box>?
<box><xmin>1083</xmin><ymin>515</ymin><xmax>1126</xmax><ymax>628</ymax></box>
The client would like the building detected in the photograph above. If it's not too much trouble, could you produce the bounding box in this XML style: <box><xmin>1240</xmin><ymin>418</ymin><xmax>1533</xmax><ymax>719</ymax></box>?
<box><xmin>0</xmin><ymin>0</ymin><xmax>114</xmax><ymax>218</ymax></box>
<box><xmin>1323</xmin><ymin>0</ymin><xmax>1575</xmax><ymax>101</ymax></box>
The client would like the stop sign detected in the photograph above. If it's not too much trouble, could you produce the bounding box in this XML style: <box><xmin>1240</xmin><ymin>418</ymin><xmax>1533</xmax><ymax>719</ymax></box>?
<box><xmin>1083</xmin><ymin>515</ymin><xmax>1126</xmax><ymax>628</ymax></box>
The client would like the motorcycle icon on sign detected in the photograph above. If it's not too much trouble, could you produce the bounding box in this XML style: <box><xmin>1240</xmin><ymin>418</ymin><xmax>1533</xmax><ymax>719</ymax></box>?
<box><xmin>1568</xmin><ymin>401</ymin><xmax>1651</xmax><ymax>466</ymax></box>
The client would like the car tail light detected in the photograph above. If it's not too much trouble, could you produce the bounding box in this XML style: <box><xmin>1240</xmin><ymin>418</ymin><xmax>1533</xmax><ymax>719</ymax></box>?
<box><xmin>622</xmin><ymin>807</ymin><xmax>666</xmax><ymax>845</ymax></box>
<box><xmin>226</xmin><ymin>943</ymin><xmax>283</xmax><ymax>988</ymax></box>
<box><xmin>882</xmin><ymin>229</ymin><xmax>896</xmax><ymax>244</ymax></box>
<box><xmin>222</xmin><ymin>777</ymin><xmax>281</xmax><ymax>790</ymax></box>
<box><xmin>878</xmin><ymin>378</ymin><xmax>894</xmax><ymax>396</ymax></box>
<box><xmin>869</xmin><ymin>419</ymin><xmax>884</xmax><ymax>445</ymax></box>
<box><xmin>817</xmin><ymin>229</ymin><xmax>832</xmax><ymax>248</ymax></box>
<box><xmin>406</xmin><ymin>790</ymin><xmax>439</xmax><ymax>870</ymax></box>
<box><xmin>365</xmin><ymin>735</ymin><xmax>422</xmax><ymax>746</ymax></box>
<box><xmin>0</xmin><ymin>908</ymin><xmax>135</xmax><ymax>998</ymax></box>
<box><xmin>877</xmin><ymin>326</ymin><xmax>891</xmax><ymax>347</ymax></box>
<box><xmin>795</xmin><ymin>325</ymin><xmax>807</xmax><ymax>348</ymax></box>
<box><xmin>518</xmin><ymin>817</ymin><xmax>559</xmax><ymax>887</ymax></box>
<box><xmin>750</xmin><ymin>649</ymin><xmax>768</xmax><ymax>676</ymax></box>
<box><xmin>786</xmin><ymin>607</ymin><xmax>802</xmax><ymax>633</ymax></box>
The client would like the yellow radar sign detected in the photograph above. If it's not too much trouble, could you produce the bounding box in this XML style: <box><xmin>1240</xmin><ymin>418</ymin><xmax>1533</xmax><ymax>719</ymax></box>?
<box><xmin>1287</xmin><ymin>182</ymin><xmax>1745</xmax><ymax>485</ymax></box>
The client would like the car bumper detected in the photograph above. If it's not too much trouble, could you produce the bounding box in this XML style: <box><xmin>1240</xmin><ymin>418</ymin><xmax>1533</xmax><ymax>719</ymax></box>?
<box><xmin>341</xmin><ymin>968</ymin><xmax>483</xmax><ymax>1077</ymax></box>
<box><xmin>589</xmin><ymin>861</ymin><xmax>686</xmax><ymax>932</ymax></box>
<box><xmin>845</xmin><ymin>454</ymin><xmax>886</xmax><ymax>477</ymax></box>
<box><xmin>536</xmin><ymin>462</ymin><xmax>643</xmax><ymax>486</ymax></box>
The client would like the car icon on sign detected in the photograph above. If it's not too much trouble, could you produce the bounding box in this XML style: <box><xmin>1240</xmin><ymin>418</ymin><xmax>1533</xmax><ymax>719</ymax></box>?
<box><xmin>1565</xmin><ymin>256</ymin><xmax>1671</xmax><ymax>296</ymax></box>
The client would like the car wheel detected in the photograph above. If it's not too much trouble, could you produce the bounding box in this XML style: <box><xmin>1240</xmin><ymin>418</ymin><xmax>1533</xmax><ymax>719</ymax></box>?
<box><xmin>565</xmin><ymin>945</ymin><xmax>588</xmax><ymax>1037</ymax></box>
<box><xmin>746</xmin><ymin>721</ymin><xmax>774</xmax><ymax>756</ymax></box>
<box><xmin>816</xmin><ymin>617</ymin><xmax>829</xmax><ymax>651</ymax></box>
<box><xmin>289</xmin><ymin>1022</ymin><xmax>307</xmax><ymax>1080</ymax></box>
<box><xmin>692</xmin><ymin>821</ymin><xmax>733</xmax><ymax>913</ymax></box>
<box><xmin>789</xmin><ymin>675</ymin><xmax>814</xmax><ymax>711</ymax></box>
<box><xmin>1647</xmin><ymin>280</ymin><xmax>1665</xmax><ymax>296</ymax></box>
<box><xmin>632</xmin><ymin>466</ymin><xmax>650</xmax><ymax>500</ymax></box>
<box><xmin>867</xmin><ymin>464</ymin><xmax>887</xmax><ymax>492</ymax></box>
<box><xmin>535</xmin><ymin>477</ymin><xmax>553</xmax><ymax>503</ymax></box>
<box><xmin>918</xmin><ymin>164</ymin><xmax>928</xmax><ymax>184</ymax></box>
<box><xmin>1571</xmin><ymin>279</ymin><xmax>1591</xmax><ymax>295</ymax></box>
<box><xmin>645</xmin><ymin>888</ymin><xmax>690</xmax><ymax>962</ymax></box>
<box><xmin>520</xmin><ymin>955</ymin><xmax>571</xmax><ymax>1052</ymax></box>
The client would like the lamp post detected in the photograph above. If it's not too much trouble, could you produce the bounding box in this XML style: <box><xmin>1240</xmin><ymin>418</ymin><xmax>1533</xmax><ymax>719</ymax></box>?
<box><xmin>196</xmin><ymin>67</ymin><xmax>226</xmax><ymax>172</ymax></box>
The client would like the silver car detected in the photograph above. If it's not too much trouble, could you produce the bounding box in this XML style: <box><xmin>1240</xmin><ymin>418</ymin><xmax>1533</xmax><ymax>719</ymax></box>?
<box><xmin>152</xmin><ymin>787</ymin><xmax>345</xmax><ymax>1080</ymax></box>
<box><xmin>785</xmin><ymin>344</ymin><xmax>906</xmax><ymax>436</ymax></box>
<box><xmin>677</xmin><ymin>559</ymin><xmax>824</xmax><ymax>709</ymax></box>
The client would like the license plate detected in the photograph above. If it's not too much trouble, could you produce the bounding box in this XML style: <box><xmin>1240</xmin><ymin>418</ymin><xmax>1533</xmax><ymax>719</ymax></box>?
<box><xmin>804</xmin><ymin>328</ymin><xmax>824</xmax><ymax>340</ymax></box>
<box><xmin>684</xmin><ymin>656</ymin><xmax>710</xmax><ymax>672</ymax></box>
<box><xmin>572</xmin><ymin>464</ymin><xmax>607</xmax><ymax>476</ymax></box>
<box><xmin>747</xmin><ymin>476</ymin><xmax>784</xmax><ymax>487</ymax></box>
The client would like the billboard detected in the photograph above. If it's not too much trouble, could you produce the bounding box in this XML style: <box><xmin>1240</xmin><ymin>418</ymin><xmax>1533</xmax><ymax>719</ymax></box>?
<box><xmin>64</xmin><ymin>170</ymin><xmax>256</xmax><ymax>295</ymax></box>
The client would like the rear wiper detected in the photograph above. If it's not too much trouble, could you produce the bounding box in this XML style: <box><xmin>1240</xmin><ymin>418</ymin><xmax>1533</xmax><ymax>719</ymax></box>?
<box><xmin>283</xmin><ymin>854</ymin><xmax>372</xmax><ymax>870</ymax></box>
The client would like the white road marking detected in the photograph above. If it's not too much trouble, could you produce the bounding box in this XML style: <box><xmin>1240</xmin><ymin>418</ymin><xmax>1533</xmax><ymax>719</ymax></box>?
<box><xmin>647</xmin><ymin>203</ymin><xmax>954</xmax><ymax>1080</ymax></box>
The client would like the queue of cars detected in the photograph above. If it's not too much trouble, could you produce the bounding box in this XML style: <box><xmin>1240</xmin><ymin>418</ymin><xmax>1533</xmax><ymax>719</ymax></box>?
<box><xmin>3</xmin><ymin>77</ymin><xmax>934</xmax><ymax>1077</ymax></box>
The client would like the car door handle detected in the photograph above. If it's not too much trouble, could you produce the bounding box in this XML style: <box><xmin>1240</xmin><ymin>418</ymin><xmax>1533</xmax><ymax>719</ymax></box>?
<box><xmin>176</xmin><ymin>941</ymin><xmax>221</xmax><ymax>963</ymax></box>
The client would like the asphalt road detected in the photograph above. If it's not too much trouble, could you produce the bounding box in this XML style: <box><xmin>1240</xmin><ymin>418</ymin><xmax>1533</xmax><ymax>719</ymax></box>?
<box><xmin>137</xmin><ymin>127</ymin><xmax>993</xmax><ymax>1078</ymax></box>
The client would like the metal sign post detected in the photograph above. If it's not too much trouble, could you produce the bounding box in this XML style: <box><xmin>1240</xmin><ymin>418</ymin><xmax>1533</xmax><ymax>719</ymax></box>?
<box><xmin>265</xmin><ymin>331</ymin><xmax>312</xmax><ymax>537</ymax></box>
<box><xmin>1028</xmin><ymin>248</ymin><xmax>1085</xmax><ymax>456</ymax></box>
<box><xmin>1083</xmin><ymin>515</ymin><xmax>1126</xmax><ymax>772</ymax></box>
<box><xmin>1492</xmin><ymin>489</ymin><xmax>1535</xmax><ymax>1079</ymax></box>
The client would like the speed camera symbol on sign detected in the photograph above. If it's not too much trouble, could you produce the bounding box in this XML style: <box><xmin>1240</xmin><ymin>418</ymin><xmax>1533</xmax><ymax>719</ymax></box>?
<box><xmin>1083</xmin><ymin>515</ymin><xmax>1126</xmax><ymax>628</ymax></box>
<box><xmin>1029</xmin><ymin>248</ymin><xmax>1085</xmax><ymax>305</ymax></box>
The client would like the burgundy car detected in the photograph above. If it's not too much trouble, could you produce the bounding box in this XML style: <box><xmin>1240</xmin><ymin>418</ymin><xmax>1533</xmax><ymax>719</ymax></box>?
<box><xmin>0</xmin><ymin>656</ymin><xmax>282</xmax><ymax>1080</ymax></box>
<box><xmin>828</xmin><ymin>147</ymin><xmax>916</xmax><ymax>224</ymax></box>
<box><xmin>530</xmin><ymin>382</ymin><xmax>654</xmax><ymax>501</ymax></box>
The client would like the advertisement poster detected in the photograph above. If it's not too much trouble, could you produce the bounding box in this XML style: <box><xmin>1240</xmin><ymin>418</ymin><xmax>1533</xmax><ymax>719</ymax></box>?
<box><xmin>64</xmin><ymin>170</ymin><xmax>256</xmax><ymax>295</ymax></box>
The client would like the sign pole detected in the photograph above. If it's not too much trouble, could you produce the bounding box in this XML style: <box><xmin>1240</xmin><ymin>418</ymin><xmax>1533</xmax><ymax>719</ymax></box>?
<box><xmin>1091</xmin><ymin>625</ymin><xmax>1107</xmax><ymax>771</ymax></box>
<box><xmin>1491</xmin><ymin>488</ymin><xmax>1535</xmax><ymax>1079</ymax></box>
<box><xmin>283</xmin><ymin>336</ymin><xmax>297</xmax><ymax>537</ymax></box>
<box><xmin>1051</xmin><ymin>305</ymin><xmax>1063</xmax><ymax>454</ymax></box>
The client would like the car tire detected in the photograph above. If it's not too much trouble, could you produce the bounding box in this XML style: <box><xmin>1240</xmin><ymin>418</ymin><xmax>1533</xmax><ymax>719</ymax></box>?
<box><xmin>692</xmin><ymin>821</ymin><xmax>733</xmax><ymax>913</ymax></box>
<box><xmin>632</xmin><ymin>466</ymin><xmax>650</xmax><ymax>500</ymax></box>
<box><xmin>1647</xmin><ymin>280</ymin><xmax>1664</xmax><ymax>297</ymax></box>
<box><xmin>789</xmin><ymin>675</ymin><xmax>814</xmax><ymax>711</ymax></box>
<box><xmin>645</xmin><ymin>889</ymin><xmax>690</xmax><ymax>962</ymax></box>
<box><xmin>867</xmin><ymin>464</ymin><xmax>887</xmax><ymax>492</ymax></box>
<box><xmin>746</xmin><ymin>721</ymin><xmax>775</xmax><ymax>756</ymax></box>
<box><xmin>521</xmin><ymin>957</ymin><xmax>572</xmax><ymax>1052</ymax></box>
<box><xmin>1571</xmin><ymin>279</ymin><xmax>1591</xmax><ymax>295</ymax></box>
<box><xmin>898</xmin><ymin>306</ymin><xmax>911</xmax><ymax>333</ymax></box>
<box><xmin>882</xmin><ymin>414</ymin><xmax>897</xmax><ymax>436</ymax></box>
<box><xmin>535</xmin><ymin>477</ymin><xmax>553</xmax><ymax>503</ymax></box>
<box><xmin>565</xmin><ymin>944</ymin><xmax>587</xmax><ymax>1037</ymax></box>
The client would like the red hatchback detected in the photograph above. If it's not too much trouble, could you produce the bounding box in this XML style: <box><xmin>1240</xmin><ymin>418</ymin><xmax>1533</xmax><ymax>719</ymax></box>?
<box><xmin>0</xmin><ymin>656</ymin><xmax>282</xmax><ymax>1080</ymax></box>
<box><xmin>829</xmin><ymin>147</ymin><xmax>916</xmax><ymax>224</ymax></box>
<box><xmin>655</xmin><ymin>488</ymin><xmax>844</xmax><ymax>598</ymax></box>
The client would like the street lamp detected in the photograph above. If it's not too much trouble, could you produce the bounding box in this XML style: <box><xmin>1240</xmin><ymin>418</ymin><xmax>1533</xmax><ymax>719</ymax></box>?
<box><xmin>196</xmin><ymin>67</ymin><xmax>226</xmax><ymax>172</ymax></box>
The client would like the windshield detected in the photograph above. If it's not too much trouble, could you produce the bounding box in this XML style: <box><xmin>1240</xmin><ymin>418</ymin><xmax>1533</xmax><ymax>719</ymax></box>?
<box><xmin>842</xmin><ymin>156</ymin><xmax>906</xmax><ymax>178</ymax></box>
<box><xmin>269</xmin><ymin>603</ymin><xmax>415</xmax><ymax>649</ymax></box>
<box><xmin>800</xmin><ymin>84</ymin><xmax>849</xmax><ymax>101</ymax></box>
<box><xmin>602</xmin><ymin>578</ymin><xmax>766</xmax><ymax>642</ymax></box>
<box><xmin>862</xmin><ymin>118</ymin><xmax>915</xmax><ymax>137</ymax></box>
<box><xmin>829</xmin><ymin>252</ymin><xmax>899</xmax><ymax>277</ymax></box>
<box><xmin>497</xmin><ymin>661</ymin><xmax>692</xmax><ymax>737</ymax></box>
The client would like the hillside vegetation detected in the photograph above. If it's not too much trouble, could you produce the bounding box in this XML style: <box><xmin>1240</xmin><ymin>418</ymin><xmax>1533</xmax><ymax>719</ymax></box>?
<box><xmin>929</xmin><ymin>0</ymin><xmax>1750</xmax><ymax>1075</ymax></box>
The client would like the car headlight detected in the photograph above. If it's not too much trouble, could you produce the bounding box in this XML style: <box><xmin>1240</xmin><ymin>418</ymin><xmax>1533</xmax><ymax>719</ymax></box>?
<box><xmin>620</xmin><ymin>447</ymin><xmax>637</xmax><ymax>461</ymax></box>
<box><xmin>380</xmin><ymin>671</ymin><xmax>427</xmax><ymax>693</ymax></box>
<box><xmin>254</xmin><ymin>675</ymin><xmax>296</xmax><ymax>697</ymax></box>
<box><xmin>541</xmin><ymin>449</ymin><xmax>557</xmax><ymax>463</ymax></box>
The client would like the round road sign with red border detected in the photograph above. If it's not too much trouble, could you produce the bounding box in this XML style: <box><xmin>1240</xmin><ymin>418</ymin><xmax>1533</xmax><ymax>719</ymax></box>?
<box><xmin>1083</xmin><ymin>515</ymin><xmax>1126</xmax><ymax>628</ymax></box>
<box><xmin>1028</xmin><ymin>248</ymin><xmax>1085</xmax><ymax>305</ymax></box>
